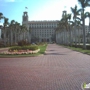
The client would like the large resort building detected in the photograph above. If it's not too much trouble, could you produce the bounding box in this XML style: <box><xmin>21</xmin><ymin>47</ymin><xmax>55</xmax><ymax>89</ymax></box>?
<box><xmin>22</xmin><ymin>11</ymin><xmax>58</xmax><ymax>43</ymax></box>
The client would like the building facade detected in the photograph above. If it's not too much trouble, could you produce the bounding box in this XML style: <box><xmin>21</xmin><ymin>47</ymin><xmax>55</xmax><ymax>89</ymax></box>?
<box><xmin>22</xmin><ymin>11</ymin><xmax>59</xmax><ymax>43</ymax></box>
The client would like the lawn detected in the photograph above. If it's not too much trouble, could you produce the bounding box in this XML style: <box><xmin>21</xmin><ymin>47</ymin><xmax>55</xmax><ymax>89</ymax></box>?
<box><xmin>63</xmin><ymin>45</ymin><xmax>90</xmax><ymax>55</ymax></box>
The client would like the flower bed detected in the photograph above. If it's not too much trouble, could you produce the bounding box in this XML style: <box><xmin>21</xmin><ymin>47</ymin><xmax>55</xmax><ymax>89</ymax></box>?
<box><xmin>0</xmin><ymin>49</ymin><xmax>40</xmax><ymax>55</ymax></box>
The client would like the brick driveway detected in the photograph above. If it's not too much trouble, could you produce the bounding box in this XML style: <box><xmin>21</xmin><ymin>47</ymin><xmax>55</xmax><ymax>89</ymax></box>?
<box><xmin>0</xmin><ymin>44</ymin><xmax>90</xmax><ymax>90</ymax></box>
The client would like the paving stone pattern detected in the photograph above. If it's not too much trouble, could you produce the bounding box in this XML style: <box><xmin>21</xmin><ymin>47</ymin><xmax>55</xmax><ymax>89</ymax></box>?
<box><xmin>0</xmin><ymin>44</ymin><xmax>90</xmax><ymax>90</ymax></box>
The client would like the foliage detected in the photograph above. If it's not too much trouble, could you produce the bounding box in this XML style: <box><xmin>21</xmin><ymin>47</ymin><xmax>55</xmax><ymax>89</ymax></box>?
<box><xmin>71</xmin><ymin>44</ymin><xmax>90</xmax><ymax>49</ymax></box>
<box><xmin>9</xmin><ymin>46</ymin><xmax>22</xmax><ymax>51</ymax></box>
<box><xmin>18</xmin><ymin>40</ymin><xmax>29</xmax><ymax>46</ymax></box>
<box><xmin>0</xmin><ymin>41</ymin><xmax>4</xmax><ymax>47</ymax></box>
<box><xmin>9</xmin><ymin>45</ymin><xmax>38</xmax><ymax>51</ymax></box>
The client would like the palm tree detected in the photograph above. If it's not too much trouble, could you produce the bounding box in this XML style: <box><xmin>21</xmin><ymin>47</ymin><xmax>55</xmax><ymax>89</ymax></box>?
<box><xmin>9</xmin><ymin>20</ymin><xmax>15</xmax><ymax>45</ymax></box>
<box><xmin>14</xmin><ymin>22</ymin><xmax>20</xmax><ymax>43</ymax></box>
<box><xmin>61</xmin><ymin>13</ymin><xmax>69</xmax><ymax>45</ymax></box>
<box><xmin>78</xmin><ymin>0</ymin><xmax>90</xmax><ymax>49</ymax></box>
<box><xmin>67</xmin><ymin>14</ymin><xmax>72</xmax><ymax>46</ymax></box>
<box><xmin>3</xmin><ymin>17</ymin><xmax>9</xmax><ymax>46</ymax></box>
<box><xmin>85</xmin><ymin>12</ymin><xmax>90</xmax><ymax>43</ymax></box>
<box><xmin>20</xmin><ymin>24</ymin><xmax>28</xmax><ymax>40</ymax></box>
<box><xmin>76</xmin><ymin>20</ymin><xmax>82</xmax><ymax>45</ymax></box>
<box><xmin>0</xmin><ymin>13</ymin><xmax>4</xmax><ymax>39</ymax></box>
<box><xmin>71</xmin><ymin>5</ymin><xmax>81</xmax><ymax>47</ymax></box>
<box><xmin>56</xmin><ymin>20</ymin><xmax>66</xmax><ymax>44</ymax></box>
<box><xmin>0</xmin><ymin>12</ymin><xmax>3</xmax><ymax>22</ymax></box>
<box><xmin>85</xmin><ymin>12</ymin><xmax>90</xmax><ymax>32</ymax></box>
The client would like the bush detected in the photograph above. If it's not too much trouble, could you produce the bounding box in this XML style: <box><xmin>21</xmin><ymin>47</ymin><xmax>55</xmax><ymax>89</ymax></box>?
<box><xmin>86</xmin><ymin>45</ymin><xmax>90</xmax><ymax>50</ymax></box>
<box><xmin>72</xmin><ymin>45</ymin><xmax>83</xmax><ymax>48</ymax></box>
<box><xmin>18</xmin><ymin>40</ymin><xmax>29</xmax><ymax>46</ymax></box>
<box><xmin>9</xmin><ymin>46</ymin><xmax>22</xmax><ymax>51</ymax></box>
<box><xmin>0</xmin><ymin>41</ymin><xmax>4</xmax><ymax>47</ymax></box>
<box><xmin>71</xmin><ymin>44</ymin><xmax>90</xmax><ymax>50</ymax></box>
<box><xmin>9</xmin><ymin>45</ymin><xmax>38</xmax><ymax>51</ymax></box>
<box><xmin>28</xmin><ymin>45</ymin><xmax>38</xmax><ymax>50</ymax></box>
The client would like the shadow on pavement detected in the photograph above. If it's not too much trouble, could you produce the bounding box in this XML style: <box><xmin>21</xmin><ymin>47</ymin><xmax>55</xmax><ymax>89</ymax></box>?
<box><xmin>44</xmin><ymin>53</ymin><xmax>66</xmax><ymax>55</ymax></box>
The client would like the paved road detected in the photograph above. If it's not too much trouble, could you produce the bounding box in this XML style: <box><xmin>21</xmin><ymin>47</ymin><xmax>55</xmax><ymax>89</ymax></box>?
<box><xmin>0</xmin><ymin>44</ymin><xmax>90</xmax><ymax>90</ymax></box>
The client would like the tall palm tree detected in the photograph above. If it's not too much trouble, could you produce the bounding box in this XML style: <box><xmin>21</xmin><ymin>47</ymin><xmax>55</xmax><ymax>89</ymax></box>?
<box><xmin>85</xmin><ymin>12</ymin><xmax>90</xmax><ymax>43</ymax></box>
<box><xmin>76</xmin><ymin>20</ymin><xmax>82</xmax><ymax>45</ymax></box>
<box><xmin>20</xmin><ymin>24</ymin><xmax>28</xmax><ymax>40</ymax></box>
<box><xmin>3</xmin><ymin>17</ymin><xmax>9</xmax><ymax>46</ymax></box>
<box><xmin>0</xmin><ymin>13</ymin><xmax>4</xmax><ymax>39</ymax></box>
<box><xmin>61</xmin><ymin>13</ymin><xmax>69</xmax><ymax>45</ymax></box>
<box><xmin>9</xmin><ymin>20</ymin><xmax>15</xmax><ymax>45</ymax></box>
<box><xmin>14</xmin><ymin>22</ymin><xmax>20</xmax><ymax>43</ymax></box>
<box><xmin>67</xmin><ymin>14</ymin><xmax>72</xmax><ymax>46</ymax></box>
<box><xmin>78</xmin><ymin>0</ymin><xmax>90</xmax><ymax>49</ymax></box>
<box><xmin>0</xmin><ymin>12</ymin><xmax>3</xmax><ymax>22</ymax></box>
<box><xmin>85</xmin><ymin>12</ymin><xmax>90</xmax><ymax>32</ymax></box>
<box><xmin>71</xmin><ymin>5</ymin><xmax>81</xmax><ymax>46</ymax></box>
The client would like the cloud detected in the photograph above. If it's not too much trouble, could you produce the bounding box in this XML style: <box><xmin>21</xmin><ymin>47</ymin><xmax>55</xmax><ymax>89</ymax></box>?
<box><xmin>5</xmin><ymin>0</ymin><xmax>15</xmax><ymax>2</ymax></box>
<box><xmin>0</xmin><ymin>0</ymin><xmax>23</xmax><ymax>2</ymax></box>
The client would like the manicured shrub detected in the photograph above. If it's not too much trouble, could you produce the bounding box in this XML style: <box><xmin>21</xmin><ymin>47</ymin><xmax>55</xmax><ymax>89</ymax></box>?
<box><xmin>86</xmin><ymin>45</ymin><xmax>90</xmax><ymax>50</ymax></box>
<box><xmin>28</xmin><ymin>45</ymin><xmax>38</xmax><ymax>50</ymax></box>
<box><xmin>9</xmin><ymin>45</ymin><xmax>39</xmax><ymax>51</ymax></box>
<box><xmin>9</xmin><ymin>46</ymin><xmax>22</xmax><ymax>51</ymax></box>
<box><xmin>18</xmin><ymin>40</ymin><xmax>29</xmax><ymax>46</ymax></box>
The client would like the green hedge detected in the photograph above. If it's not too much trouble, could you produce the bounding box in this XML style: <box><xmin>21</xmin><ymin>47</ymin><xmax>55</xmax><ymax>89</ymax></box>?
<box><xmin>9</xmin><ymin>45</ymin><xmax>38</xmax><ymax>51</ymax></box>
<box><xmin>71</xmin><ymin>45</ymin><xmax>90</xmax><ymax>49</ymax></box>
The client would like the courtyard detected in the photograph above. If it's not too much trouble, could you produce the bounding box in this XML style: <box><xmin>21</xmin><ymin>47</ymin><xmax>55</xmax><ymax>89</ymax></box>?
<box><xmin>0</xmin><ymin>44</ymin><xmax>90</xmax><ymax>90</ymax></box>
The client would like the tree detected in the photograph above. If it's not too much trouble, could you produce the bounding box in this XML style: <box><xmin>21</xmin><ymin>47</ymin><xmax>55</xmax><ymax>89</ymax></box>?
<box><xmin>0</xmin><ymin>13</ymin><xmax>4</xmax><ymax>39</ymax></box>
<box><xmin>71</xmin><ymin>5</ymin><xmax>81</xmax><ymax>46</ymax></box>
<box><xmin>3</xmin><ymin>17</ymin><xmax>9</xmax><ymax>46</ymax></box>
<box><xmin>14</xmin><ymin>22</ymin><xmax>20</xmax><ymax>44</ymax></box>
<box><xmin>76</xmin><ymin>20</ymin><xmax>82</xmax><ymax>45</ymax></box>
<box><xmin>9</xmin><ymin>20</ymin><xmax>15</xmax><ymax>45</ymax></box>
<box><xmin>67</xmin><ymin>14</ymin><xmax>72</xmax><ymax>46</ymax></box>
<box><xmin>61</xmin><ymin>13</ymin><xmax>69</xmax><ymax>45</ymax></box>
<box><xmin>78</xmin><ymin>0</ymin><xmax>90</xmax><ymax>49</ymax></box>
<box><xmin>85</xmin><ymin>12</ymin><xmax>90</xmax><ymax>32</ymax></box>
<box><xmin>20</xmin><ymin>24</ymin><xmax>28</xmax><ymax>40</ymax></box>
<box><xmin>0</xmin><ymin>12</ymin><xmax>3</xmax><ymax>22</ymax></box>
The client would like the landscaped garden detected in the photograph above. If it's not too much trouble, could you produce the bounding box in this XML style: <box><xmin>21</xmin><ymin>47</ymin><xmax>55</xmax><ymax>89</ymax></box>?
<box><xmin>0</xmin><ymin>42</ymin><xmax>47</xmax><ymax>58</ymax></box>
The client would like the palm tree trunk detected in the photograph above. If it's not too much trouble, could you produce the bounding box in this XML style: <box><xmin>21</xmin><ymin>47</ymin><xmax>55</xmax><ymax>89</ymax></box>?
<box><xmin>69</xmin><ymin>25</ymin><xmax>72</xmax><ymax>46</ymax></box>
<box><xmin>74</xmin><ymin>20</ymin><xmax>77</xmax><ymax>47</ymax></box>
<box><xmin>10</xmin><ymin>30</ymin><xmax>13</xmax><ymax>46</ymax></box>
<box><xmin>89</xmin><ymin>17</ymin><xmax>90</xmax><ymax>32</ymax></box>
<box><xmin>4</xmin><ymin>28</ymin><xmax>6</xmax><ymax>46</ymax></box>
<box><xmin>82</xmin><ymin>9</ymin><xmax>86</xmax><ymax>49</ymax></box>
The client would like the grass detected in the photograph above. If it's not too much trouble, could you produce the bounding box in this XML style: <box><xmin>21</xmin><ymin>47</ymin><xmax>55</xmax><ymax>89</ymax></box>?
<box><xmin>0</xmin><ymin>44</ymin><xmax>47</xmax><ymax>58</ymax></box>
<box><xmin>62</xmin><ymin>45</ymin><xmax>90</xmax><ymax>55</ymax></box>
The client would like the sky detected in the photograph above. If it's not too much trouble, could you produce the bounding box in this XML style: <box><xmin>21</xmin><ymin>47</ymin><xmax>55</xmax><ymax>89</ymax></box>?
<box><xmin>0</xmin><ymin>0</ymin><xmax>90</xmax><ymax>25</ymax></box>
